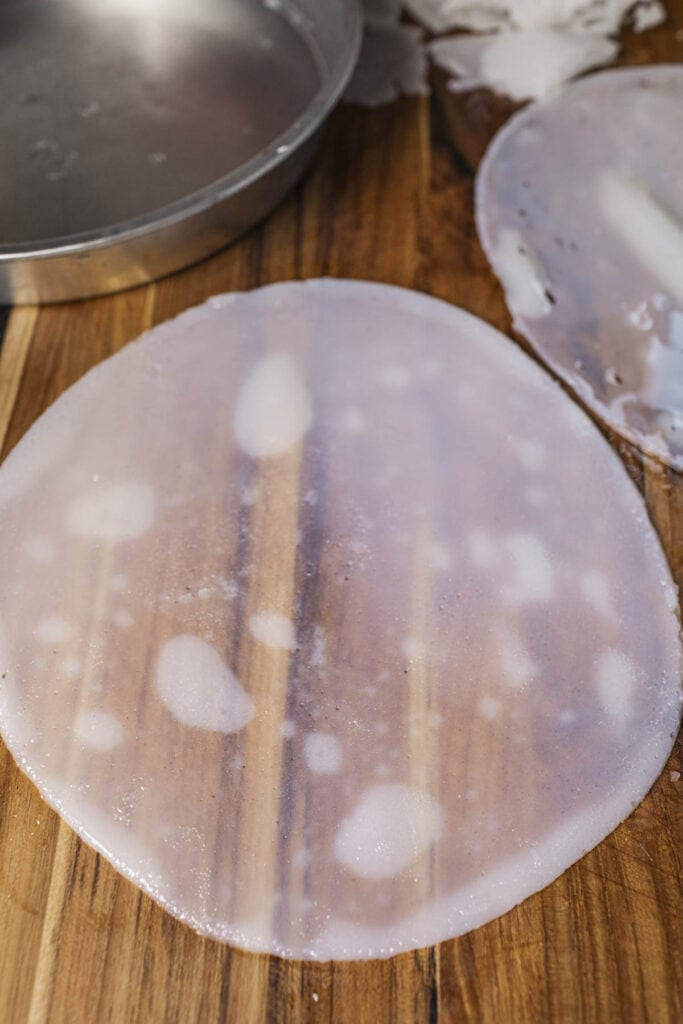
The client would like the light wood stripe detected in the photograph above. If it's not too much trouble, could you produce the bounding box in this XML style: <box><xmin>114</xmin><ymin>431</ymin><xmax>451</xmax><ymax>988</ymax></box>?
<box><xmin>0</xmin><ymin>307</ymin><xmax>38</xmax><ymax>452</ymax></box>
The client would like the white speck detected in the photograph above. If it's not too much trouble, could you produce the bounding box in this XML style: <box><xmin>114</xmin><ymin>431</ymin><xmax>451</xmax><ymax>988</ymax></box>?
<box><xmin>468</xmin><ymin>530</ymin><xmax>496</xmax><ymax>567</ymax></box>
<box><xmin>109</xmin><ymin>573</ymin><xmax>128</xmax><ymax>593</ymax></box>
<box><xmin>280</xmin><ymin>719</ymin><xmax>296</xmax><ymax>740</ymax></box>
<box><xmin>334</xmin><ymin>783</ymin><xmax>443</xmax><ymax>879</ymax></box>
<box><xmin>148</xmin><ymin>151</ymin><xmax>167</xmax><ymax>165</ymax></box>
<box><xmin>579</xmin><ymin>570</ymin><xmax>616</xmax><ymax>623</ymax></box>
<box><xmin>303</xmin><ymin>488</ymin><xmax>318</xmax><ymax>506</ymax></box>
<box><xmin>427</xmin><ymin>541</ymin><xmax>453</xmax><ymax>572</ymax></box>
<box><xmin>292</xmin><ymin>845</ymin><xmax>310</xmax><ymax>869</ymax></box>
<box><xmin>34</xmin><ymin>616</ymin><xmax>72</xmax><ymax>645</ymax></box>
<box><xmin>197</xmin><ymin>587</ymin><xmax>213</xmax><ymax>601</ymax></box>
<box><xmin>479</xmin><ymin>696</ymin><xmax>501</xmax><ymax>720</ymax></box>
<box><xmin>340</xmin><ymin>406</ymin><xmax>367</xmax><ymax>434</ymax></box>
<box><xmin>401</xmin><ymin>636</ymin><xmax>424</xmax><ymax>661</ymax></box>
<box><xmin>511</xmin><ymin>436</ymin><xmax>546</xmax><ymax>472</ymax></box>
<box><xmin>24</xmin><ymin>537</ymin><xmax>54</xmax><ymax>563</ymax></box>
<box><xmin>249</xmin><ymin>612</ymin><xmax>296</xmax><ymax>651</ymax></box>
<box><xmin>61</xmin><ymin>657</ymin><xmax>81</xmax><ymax>679</ymax></box>
<box><xmin>595</xmin><ymin>648</ymin><xmax>637</xmax><ymax>730</ymax></box>
<box><xmin>155</xmin><ymin>635</ymin><xmax>254</xmax><ymax>733</ymax></box>
<box><xmin>626</xmin><ymin>300</ymin><xmax>654</xmax><ymax>331</ymax></box>
<box><xmin>309</xmin><ymin>626</ymin><xmax>326</xmax><ymax>669</ymax></box>
<box><xmin>73</xmin><ymin>709</ymin><xmax>125</xmax><ymax>751</ymax></box>
<box><xmin>240</xmin><ymin>484</ymin><xmax>259</xmax><ymax>506</ymax></box>
<box><xmin>66</xmin><ymin>480</ymin><xmax>156</xmax><ymax>542</ymax></box>
<box><xmin>497</xmin><ymin>625</ymin><xmax>538</xmax><ymax>690</ymax></box>
<box><xmin>671</xmin><ymin>771</ymin><xmax>681</xmax><ymax>782</ymax></box>
<box><xmin>502</xmin><ymin>532</ymin><xmax>555</xmax><ymax>605</ymax></box>
<box><xmin>220</xmin><ymin>577</ymin><xmax>239</xmax><ymax>600</ymax></box>
<box><xmin>113</xmin><ymin>610</ymin><xmax>134</xmax><ymax>629</ymax></box>
<box><xmin>234</xmin><ymin>353</ymin><xmax>312</xmax><ymax>458</ymax></box>
<box><xmin>312</xmin><ymin>993</ymin><xmax>319</xmax><ymax>1004</ymax></box>
<box><xmin>304</xmin><ymin>732</ymin><xmax>343</xmax><ymax>774</ymax></box>
<box><xmin>379</xmin><ymin>364</ymin><xmax>412</xmax><ymax>390</ymax></box>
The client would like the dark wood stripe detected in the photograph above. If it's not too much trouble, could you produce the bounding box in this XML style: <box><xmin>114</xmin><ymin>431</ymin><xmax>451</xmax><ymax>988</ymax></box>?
<box><xmin>0</xmin><ymin>307</ymin><xmax>10</xmax><ymax>351</ymax></box>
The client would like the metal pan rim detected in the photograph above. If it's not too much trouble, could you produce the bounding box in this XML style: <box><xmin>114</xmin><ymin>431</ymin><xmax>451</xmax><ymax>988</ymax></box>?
<box><xmin>0</xmin><ymin>0</ymin><xmax>362</xmax><ymax>267</ymax></box>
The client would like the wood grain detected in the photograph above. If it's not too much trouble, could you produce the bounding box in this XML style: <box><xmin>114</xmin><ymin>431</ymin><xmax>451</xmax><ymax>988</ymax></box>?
<box><xmin>1</xmin><ymin>7</ymin><xmax>682</xmax><ymax>1022</ymax></box>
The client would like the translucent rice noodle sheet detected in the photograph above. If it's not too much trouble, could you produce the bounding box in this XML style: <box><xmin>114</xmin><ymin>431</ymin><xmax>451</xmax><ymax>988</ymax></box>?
<box><xmin>476</xmin><ymin>65</ymin><xmax>683</xmax><ymax>470</ymax></box>
<box><xmin>0</xmin><ymin>280</ymin><xmax>680</xmax><ymax>960</ymax></box>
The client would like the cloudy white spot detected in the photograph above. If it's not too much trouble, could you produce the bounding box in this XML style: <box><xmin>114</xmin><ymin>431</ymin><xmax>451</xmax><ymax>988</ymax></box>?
<box><xmin>24</xmin><ymin>537</ymin><xmax>54</xmax><ymax>563</ymax></box>
<box><xmin>502</xmin><ymin>532</ymin><xmax>555</xmax><ymax>605</ymax></box>
<box><xmin>595</xmin><ymin>648</ymin><xmax>638</xmax><ymax>730</ymax></box>
<box><xmin>468</xmin><ymin>530</ymin><xmax>496</xmax><ymax>568</ymax></box>
<box><xmin>334</xmin><ymin>783</ymin><xmax>443</xmax><ymax>880</ymax></box>
<box><xmin>303</xmin><ymin>732</ymin><xmax>343</xmax><ymax>774</ymax></box>
<box><xmin>61</xmin><ymin>657</ymin><xmax>82</xmax><ymax>679</ymax></box>
<box><xmin>73</xmin><ymin>709</ymin><xmax>125</xmax><ymax>751</ymax></box>
<box><xmin>427</xmin><ymin>541</ymin><xmax>454</xmax><ymax>572</ymax></box>
<box><xmin>234</xmin><ymin>353</ymin><xmax>312</xmax><ymax>458</ymax></box>
<box><xmin>579</xmin><ymin>570</ymin><xmax>616</xmax><ymax>624</ymax></box>
<box><xmin>156</xmin><ymin>635</ymin><xmax>254</xmax><ymax>733</ymax></box>
<box><xmin>113</xmin><ymin>610</ymin><xmax>134</xmax><ymax>629</ymax></box>
<box><xmin>34</xmin><ymin>617</ymin><xmax>72</xmax><ymax>645</ymax></box>
<box><xmin>340</xmin><ymin>406</ymin><xmax>367</xmax><ymax>434</ymax></box>
<box><xmin>280</xmin><ymin>719</ymin><xmax>296</xmax><ymax>740</ymax></box>
<box><xmin>497</xmin><ymin>625</ymin><xmax>538</xmax><ymax>690</ymax></box>
<box><xmin>66</xmin><ymin>480</ymin><xmax>155</xmax><ymax>542</ymax></box>
<box><xmin>249</xmin><ymin>612</ymin><xmax>296</xmax><ymax>651</ymax></box>
<box><xmin>479</xmin><ymin>696</ymin><xmax>501</xmax><ymax>720</ymax></box>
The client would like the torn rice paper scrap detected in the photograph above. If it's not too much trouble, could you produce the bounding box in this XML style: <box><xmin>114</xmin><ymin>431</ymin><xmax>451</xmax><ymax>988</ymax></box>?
<box><xmin>413</xmin><ymin>0</ymin><xmax>666</xmax><ymax>101</ymax></box>
<box><xmin>405</xmin><ymin>0</ymin><xmax>666</xmax><ymax>36</ymax></box>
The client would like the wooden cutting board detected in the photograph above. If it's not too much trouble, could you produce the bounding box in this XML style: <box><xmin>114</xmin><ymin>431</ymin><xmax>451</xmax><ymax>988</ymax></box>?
<box><xmin>1</xmin><ymin>8</ymin><xmax>682</xmax><ymax>1022</ymax></box>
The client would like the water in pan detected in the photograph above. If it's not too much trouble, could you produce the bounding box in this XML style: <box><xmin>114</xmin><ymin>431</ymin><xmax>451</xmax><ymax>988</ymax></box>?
<box><xmin>0</xmin><ymin>0</ymin><xmax>321</xmax><ymax>245</ymax></box>
<box><xmin>0</xmin><ymin>280</ymin><xmax>680</xmax><ymax>959</ymax></box>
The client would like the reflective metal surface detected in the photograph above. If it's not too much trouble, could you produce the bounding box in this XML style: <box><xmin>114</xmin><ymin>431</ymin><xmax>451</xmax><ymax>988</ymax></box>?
<box><xmin>0</xmin><ymin>0</ymin><xmax>362</xmax><ymax>303</ymax></box>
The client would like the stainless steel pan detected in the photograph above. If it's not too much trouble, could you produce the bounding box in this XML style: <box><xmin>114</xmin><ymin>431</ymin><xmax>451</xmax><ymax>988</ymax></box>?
<box><xmin>0</xmin><ymin>0</ymin><xmax>362</xmax><ymax>303</ymax></box>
